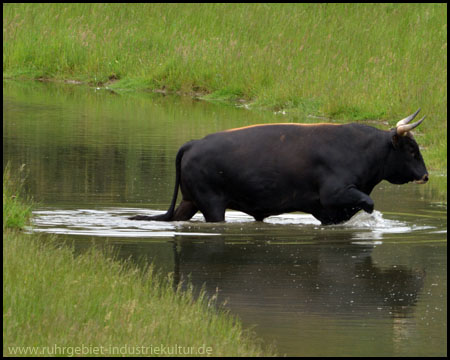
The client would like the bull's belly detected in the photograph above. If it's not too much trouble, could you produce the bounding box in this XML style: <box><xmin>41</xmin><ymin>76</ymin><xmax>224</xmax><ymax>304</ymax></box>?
<box><xmin>227</xmin><ymin>193</ymin><xmax>362</xmax><ymax>224</ymax></box>
<box><xmin>226</xmin><ymin>194</ymin><xmax>319</xmax><ymax>221</ymax></box>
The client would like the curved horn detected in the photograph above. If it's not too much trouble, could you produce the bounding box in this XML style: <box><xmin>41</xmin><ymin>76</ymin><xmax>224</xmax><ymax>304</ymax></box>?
<box><xmin>396</xmin><ymin>108</ymin><xmax>421</xmax><ymax>127</ymax></box>
<box><xmin>396</xmin><ymin>115</ymin><xmax>426</xmax><ymax>136</ymax></box>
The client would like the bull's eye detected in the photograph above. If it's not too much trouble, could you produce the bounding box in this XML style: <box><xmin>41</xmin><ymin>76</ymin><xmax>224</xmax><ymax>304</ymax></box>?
<box><xmin>410</xmin><ymin>150</ymin><xmax>419</xmax><ymax>159</ymax></box>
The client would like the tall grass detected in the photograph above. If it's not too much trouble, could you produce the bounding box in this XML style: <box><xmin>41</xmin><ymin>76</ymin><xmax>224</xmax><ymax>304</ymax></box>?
<box><xmin>3</xmin><ymin>3</ymin><xmax>447</xmax><ymax>170</ymax></box>
<box><xmin>3</xmin><ymin>167</ymin><xmax>274</xmax><ymax>357</ymax></box>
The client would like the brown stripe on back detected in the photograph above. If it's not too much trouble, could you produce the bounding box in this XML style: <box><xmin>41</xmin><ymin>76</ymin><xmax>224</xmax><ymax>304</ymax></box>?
<box><xmin>223</xmin><ymin>123</ymin><xmax>340</xmax><ymax>132</ymax></box>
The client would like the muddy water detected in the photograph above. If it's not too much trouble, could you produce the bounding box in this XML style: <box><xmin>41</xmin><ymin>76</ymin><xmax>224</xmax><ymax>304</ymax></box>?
<box><xmin>3</xmin><ymin>80</ymin><xmax>447</xmax><ymax>356</ymax></box>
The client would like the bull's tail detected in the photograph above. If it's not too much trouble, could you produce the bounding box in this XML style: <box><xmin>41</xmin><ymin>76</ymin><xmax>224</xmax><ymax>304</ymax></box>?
<box><xmin>129</xmin><ymin>142</ymin><xmax>191</xmax><ymax>221</ymax></box>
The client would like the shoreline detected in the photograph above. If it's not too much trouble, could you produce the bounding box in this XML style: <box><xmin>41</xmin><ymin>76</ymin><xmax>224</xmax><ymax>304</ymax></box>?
<box><xmin>4</xmin><ymin>75</ymin><xmax>447</xmax><ymax>176</ymax></box>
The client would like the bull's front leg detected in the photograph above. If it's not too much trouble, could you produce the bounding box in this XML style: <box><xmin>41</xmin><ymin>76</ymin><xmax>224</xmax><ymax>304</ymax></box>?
<box><xmin>320</xmin><ymin>184</ymin><xmax>374</xmax><ymax>212</ymax></box>
<box><xmin>318</xmin><ymin>184</ymin><xmax>374</xmax><ymax>224</ymax></box>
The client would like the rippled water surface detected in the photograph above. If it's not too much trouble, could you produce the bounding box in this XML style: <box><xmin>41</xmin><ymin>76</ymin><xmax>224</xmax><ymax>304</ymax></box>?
<box><xmin>4</xmin><ymin>80</ymin><xmax>447</xmax><ymax>356</ymax></box>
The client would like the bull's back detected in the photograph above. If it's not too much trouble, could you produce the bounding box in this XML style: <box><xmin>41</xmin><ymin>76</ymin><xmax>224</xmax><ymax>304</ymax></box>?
<box><xmin>180</xmin><ymin>124</ymin><xmax>346</xmax><ymax>200</ymax></box>
<box><xmin>185</xmin><ymin>123</ymin><xmax>348</xmax><ymax>169</ymax></box>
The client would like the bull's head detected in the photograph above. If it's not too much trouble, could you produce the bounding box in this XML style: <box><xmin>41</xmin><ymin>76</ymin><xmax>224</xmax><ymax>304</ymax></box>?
<box><xmin>387</xmin><ymin>109</ymin><xmax>429</xmax><ymax>185</ymax></box>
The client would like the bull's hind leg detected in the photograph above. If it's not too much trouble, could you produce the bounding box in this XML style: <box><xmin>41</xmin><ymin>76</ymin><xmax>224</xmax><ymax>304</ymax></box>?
<box><xmin>194</xmin><ymin>194</ymin><xmax>226</xmax><ymax>222</ymax></box>
<box><xmin>173</xmin><ymin>200</ymin><xmax>198</xmax><ymax>221</ymax></box>
<box><xmin>202</xmin><ymin>208</ymin><xmax>226</xmax><ymax>222</ymax></box>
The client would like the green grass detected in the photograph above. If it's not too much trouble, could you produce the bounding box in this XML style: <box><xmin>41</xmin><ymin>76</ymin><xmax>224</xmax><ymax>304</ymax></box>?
<box><xmin>4</xmin><ymin>232</ymin><xmax>273</xmax><ymax>356</ymax></box>
<box><xmin>3</xmin><ymin>164</ymin><xmax>33</xmax><ymax>231</ymax></box>
<box><xmin>3</xmin><ymin>168</ymin><xmax>275</xmax><ymax>357</ymax></box>
<box><xmin>3</xmin><ymin>4</ymin><xmax>447</xmax><ymax>171</ymax></box>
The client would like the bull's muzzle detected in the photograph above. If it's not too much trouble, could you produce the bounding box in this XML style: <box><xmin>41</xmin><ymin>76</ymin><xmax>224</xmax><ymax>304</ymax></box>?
<box><xmin>414</xmin><ymin>173</ymin><xmax>429</xmax><ymax>184</ymax></box>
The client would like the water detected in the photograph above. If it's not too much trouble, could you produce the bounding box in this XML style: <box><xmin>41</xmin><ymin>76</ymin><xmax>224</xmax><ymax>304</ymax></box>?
<box><xmin>3</xmin><ymin>80</ymin><xmax>447</xmax><ymax>356</ymax></box>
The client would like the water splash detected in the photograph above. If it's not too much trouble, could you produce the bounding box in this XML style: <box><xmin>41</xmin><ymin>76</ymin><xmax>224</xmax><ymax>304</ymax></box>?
<box><xmin>30</xmin><ymin>208</ymin><xmax>220</xmax><ymax>238</ymax></box>
<box><xmin>30</xmin><ymin>208</ymin><xmax>433</xmax><ymax>241</ymax></box>
<box><xmin>345</xmin><ymin>211</ymin><xmax>433</xmax><ymax>243</ymax></box>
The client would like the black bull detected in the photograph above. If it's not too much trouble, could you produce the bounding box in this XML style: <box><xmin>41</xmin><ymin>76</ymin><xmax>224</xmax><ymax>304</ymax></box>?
<box><xmin>130</xmin><ymin>109</ymin><xmax>428</xmax><ymax>224</ymax></box>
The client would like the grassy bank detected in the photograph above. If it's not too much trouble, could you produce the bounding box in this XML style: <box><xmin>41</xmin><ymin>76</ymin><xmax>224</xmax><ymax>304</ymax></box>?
<box><xmin>3</xmin><ymin>167</ymin><xmax>274</xmax><ymax>357</ymax></box>
<box><xmin>3</xmin><ymin>164</ymin><xmax>32</xmax><ymax>230</ymax></box>
<box><xmin>3</xmin><ymin>3</ymin><xmax>447</xmax><ymax>171</ymax></box>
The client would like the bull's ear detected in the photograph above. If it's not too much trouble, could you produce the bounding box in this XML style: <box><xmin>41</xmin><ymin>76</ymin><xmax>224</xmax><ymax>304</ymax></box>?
<box><xmin>391</xmin><ymin>130</ymin><xmax>400</xmax><ymax>149</ymax></box>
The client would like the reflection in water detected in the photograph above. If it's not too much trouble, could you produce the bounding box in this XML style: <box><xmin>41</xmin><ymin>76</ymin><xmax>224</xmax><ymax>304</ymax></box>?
<box><xmin>170</xmin><ymin>233</ymin><xmax>431</xmax><ymax>356</ymax></box>
<box><xmin>172</xmin><ymin>236</ymin><xmax>424</xmax><ymax>318</ymax></box>
<box><xmin>170</xmin><ymin>235</ymin><xmax>436</xmax><ymax>357</ymax></box>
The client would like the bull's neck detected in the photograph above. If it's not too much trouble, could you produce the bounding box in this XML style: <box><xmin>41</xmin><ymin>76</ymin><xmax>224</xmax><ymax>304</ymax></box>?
<box><xmin>357</xmin><ymin>130</ymin><xmax>392</xmax><ymax>194</ymax></box>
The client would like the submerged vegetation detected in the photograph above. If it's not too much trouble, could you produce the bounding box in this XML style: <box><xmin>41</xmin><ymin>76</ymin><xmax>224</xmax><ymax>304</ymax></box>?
<box><xmin>3</xmin><ymin>4</ymin><xmax>447</xmax><ymax>171</ymax></box>
<box><xmin>3</xmin><ymin>168</ymin><xmax>274</xmax><ymax>356</ymax></box>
